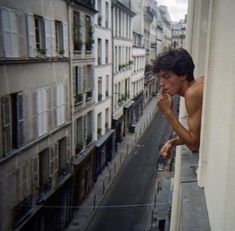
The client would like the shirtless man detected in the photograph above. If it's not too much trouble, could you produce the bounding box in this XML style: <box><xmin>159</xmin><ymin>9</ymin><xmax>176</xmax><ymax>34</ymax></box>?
<box><xmin>153</xmin><ymin>48</ymin><xmax>204</xmax><ymax>159</ymax></box>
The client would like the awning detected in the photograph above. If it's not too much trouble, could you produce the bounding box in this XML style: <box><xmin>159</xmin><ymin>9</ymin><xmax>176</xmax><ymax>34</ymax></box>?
<box><xmin>96</xmin><ymin>129</ymin><xmax>114</xmax><ymax>148</ymax></box>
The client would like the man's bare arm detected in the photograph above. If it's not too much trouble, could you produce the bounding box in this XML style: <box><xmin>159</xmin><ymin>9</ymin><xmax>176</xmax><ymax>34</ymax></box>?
<box><xmin>159</xmin><ymin>89</ymin><xmax>202</xmax><ymax>152</ymax></box>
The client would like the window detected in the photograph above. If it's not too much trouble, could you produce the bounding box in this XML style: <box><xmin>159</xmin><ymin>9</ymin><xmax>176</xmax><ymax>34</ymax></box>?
<box><xmin>34</xmin><ymin>15</ymin><xmax>46</xmax><ymax>54</ymax></box>
<box><xmin>37</xmin><ymin>88</ymin><xmax>48</xmax><ymax>136</ymax></box>
<box><xmin>86</xmin><ymin>111</ymin><xmax>93</xmax><ymax>145</ymax></box>
<box><xmin>98</xmin><ymin>77</ymin><xmax>102</xmax><ymax>101</ymax></box>
<box><xmin>106</xmin><ymin>75</ymin><xmax>109</xmax><ymax>97</ymax></box>
<box><xmin>58</xmin><ymin>137</ymin><xmax>68</xmax><ymax>176</ymax></box>
<box><xmin>85</xmin><ymin>15</ymin><xmax>93</xmax><ymax>51</ymax></box>
<box><xmin>0</xmin><ymin>7</ymin><xmax>19</xmax><ymax>57</ymax></box>
<box><xmin>97</xmin><ymin>113</ymin><xmax>102</xmax><ymax>137</ymax></box>
<box><xmin>76</xmin><ymin>117</ymin><xmax>83</xmax><ymax>154</ymax></box>
<box><xmin>73</xmin><ymin>11</ymin><xmax>82</xmax><ymax>51</ymax></box>
<box><xmin>1</xmin><ymin>93</ymin><xmax>24</xmax><ymax>156</ymax></box>
<box><xmin>105</xmin><ymin>2</ymin><xmax>109</xmax><ymax>27</ymax></box>
<box><xmin>56</xmin><ymin>83</ymin><xmax>65</xmax><ymax>126</ymax></box>
<box><xmin>97</xmin><ymin>0</ymin><xmax>102</xmax><ymax>26</ymax></box>
<box><xmin>55</xmin><ymin>20</ymin><xmax>64</xmax><ymax>54</ymax></box>
<box><xmin>105</xmin><ymin>39</ymin><xmax>109</xmax><ymax>64</ymax></box>
<box><xmin>74</xmin><ymin>66</ymin><xmax>83</xmax><ymax>105</ymax></box>
<box><xmin>38</xmin><ymin>149</ymin><xmax>51</xmax><ymax>198</ymax></box>
<box><xmin>105</xmin><ymin>108</ymin><xmax>109</xmax><ymax>131</ymax></box>
<box><xmin>97</xmin><ymin>38</ymin><xmax>102</xmax><ymax>65</ymax></box>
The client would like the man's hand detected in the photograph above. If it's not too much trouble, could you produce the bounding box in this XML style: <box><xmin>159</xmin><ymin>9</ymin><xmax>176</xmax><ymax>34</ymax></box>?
<box><xmin>160</xmin><ymin>140</ymin><xmax>173</xmax><ymax>159</ymax></box>
<box><xmin>157</xmin><ymin>90</ymin><xmax>173</xmax><ymax>116</ymax></box>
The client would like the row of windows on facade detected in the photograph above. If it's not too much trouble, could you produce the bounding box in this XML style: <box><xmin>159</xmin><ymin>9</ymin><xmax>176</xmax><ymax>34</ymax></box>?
<box><xmin>133</xmin><ymin>56</ymin><xmax>145</xmax><ymax>73</ymax></box>
<box><xmin>114</xmin><ymin>78</ymin><xmax>130</xmax><ymax>109</ymax></box>
<box><xmin>1</xmin><ymin>84</ymin><xmax>66</xmax><ymax>157</ymax></box>
<box><xmin>2</xmin><ymin>136</ymin><xmax>70</xmax><ymax>215</ymax></box>
<box><xmin>97</xmin><ymin>0</ymin><xmax>110</xmax><ymax>28</ymax></box>
<box><xmin>75</xmin><ymin>108</ymin><xmax>109</xmax><ymax>154</ymax></box>
<box><xmin>98</xmin><ymin>75</ymin><xmax>110</xmax><ymax>101</ymax></box>
<box><xmin>113</xmin><ymin>7</ymin><xmax>132</xmax><ymax>39</ymax></box>
<box><xmin>97</xmin><ymin>38</ymin><xmax>110</xmax><ymax>65</ymax></box>
<box><xmin>114</xmin><ymin>46</ymin><xmax>132</xmax><ymax>73</ymax></box>
<box><xmin>0</xmin><ymin>7</ymin><xmax>94</xmax><ymax>58</ymax></box>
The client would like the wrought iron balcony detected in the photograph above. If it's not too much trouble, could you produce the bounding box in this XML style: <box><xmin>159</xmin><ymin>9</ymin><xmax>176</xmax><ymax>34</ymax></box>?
<box><xmin>73</xmin><ymin>0</ymin><xmax>95</xmax><ymax>10</ymax></box>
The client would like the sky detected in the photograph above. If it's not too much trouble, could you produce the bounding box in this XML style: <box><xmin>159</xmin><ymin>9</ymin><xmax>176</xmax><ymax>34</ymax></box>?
<box><xmin>156</xmin><ymin>0</ymin><xmax>188</xmax><ymax>22</ymax></box>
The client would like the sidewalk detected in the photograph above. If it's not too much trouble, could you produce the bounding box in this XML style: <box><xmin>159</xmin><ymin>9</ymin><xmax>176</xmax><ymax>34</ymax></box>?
<box><xmin>67</xmin><ymin>97</ymin><xmax>157</xmax><ymax>231</ymax></box>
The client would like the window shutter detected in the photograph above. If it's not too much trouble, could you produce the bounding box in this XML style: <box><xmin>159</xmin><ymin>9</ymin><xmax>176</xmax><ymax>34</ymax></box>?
<box><xmin>1</xmin><ymin>8</ymin><xmax>12</xmax><ymax>57</ymax></box>
<box><xmin>26</xmin><ymin>14</ymin><xmax>36</xmax><ymax>57</ymax></box>
<box><xmin>9</xmin><ymin>10</ymin><xmax>19</xmax><ymax>57</ymax></box>
<box><xmin>49</xmin><ymin>146</ymin><xmax>55</xmax><ymax>177</ymax></box>
<box><xmin>65</xmin><ymin>136</ymin><xmax>70</xmax><ymax>164</ymax></box>
<box><xmin>37</xmin><ymin>89</ymin><xmax>43</xmax><ymax>136</ymax></box>
<box><xmin>21</xmin><ymin>163</ymin><xmax>30</xmax><ymax>199</ymax></box>
<box><xmin>83</xmin><ymin>66</ymin><xmax>87</xmax><ymax>90</ymax></box>
<box><xmin>62</xmin><ymin>22</ymin><xmax>68</xmax><ymax>57</ymax></box>
<box><xmin>15</xmin><ymin>168</ymin><xmax>22</xmax><ymax>201</ymax></box>
<box><xmin>49</xmin><ymin>145</ymin><xmax>58</xmax><ymax>176</ymax></box>
<box><xmin>16</xmin><ymin>93</ymin><xmax>24</xmax><ymax>148</ymax></box>
<box><xmin>1</xmin><ymin>96</ymin><xmax>12</xmax><ymax>155</ymax></box>
<box><xmin>51</xmin><ymin>20</ymin><xmax>56</xmax><ymax>57</ymax></box>
<box><xmin>31</xmin><ymin>156</ymin><xmax>39</xmax><ymax>190</ymax></box>
<box><xmin>45</xmin><ymin>17</ymin><xmax>52</xmax><ymax>57</ymax></box>
<box><xmin>54</xmin><ymin>143</ymin><xmax>59</xmax><ymax>173</ymax></box>
<box><xmin>56</xmin><ymin>83</ymin><xmax>65</xmax><ymax>126</ymax></box>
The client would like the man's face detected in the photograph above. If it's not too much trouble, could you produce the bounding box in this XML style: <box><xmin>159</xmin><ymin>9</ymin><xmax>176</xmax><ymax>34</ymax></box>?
<box><xmin>158</xmin><ymin>70</ymin><xmax>185</xmax><ymax>96</ymax></box>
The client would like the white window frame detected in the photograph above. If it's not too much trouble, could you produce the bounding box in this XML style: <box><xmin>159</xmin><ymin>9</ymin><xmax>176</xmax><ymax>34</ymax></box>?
<box><xmin>37</xmin><ymin>88</ymin><xmax>48</xmax><ymax>136</ymax></box>
<box><xmin>0</xmin><ymin>7</ymin><xmax>19</xmax><ymax>57</ymax></box>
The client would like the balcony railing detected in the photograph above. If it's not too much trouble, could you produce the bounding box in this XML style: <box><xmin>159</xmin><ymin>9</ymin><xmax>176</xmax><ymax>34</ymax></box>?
<box><xmin>13</xmin><ymin>195</ymin><xmax>33</xmax><ymax>228</ymax></box>
<box><xmin>74</xmin><ymin>0</ymin><xmax>95</xmax><ymax>10</ymax></box>
<box><xmin>37</xmin><ymin>179</ymin><xmax>52</xmax><ymax>203</ymax></box>
<box><xmin>86</xmin><ymin>89</ymin><xmax>93</xmax><ymax>101</ymax></box>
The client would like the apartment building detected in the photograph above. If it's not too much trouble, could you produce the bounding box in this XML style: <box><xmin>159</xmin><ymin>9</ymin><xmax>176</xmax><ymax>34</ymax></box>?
<box><xmin>112</xmin><ymin>0</ymin><xmax>135</xmax><ymax>147</ymax></box>
<box><xmin>68</xmin><ymin>0</ymin><xmax>97</xmax><ymax>207</ymax></box>
<box><xmin>130</xmin><ymin>0</ymin><xmax>145</xmax><ymax>128</ymax></box>
<box><xmin>94</xmin><ymin>0</ymin><xmax>114</xmax><ymax>175</ymax></box>
<box><xmin>0</xmin><ymin>0</ymin><xmax>73</xmax><ymax>230</ymax></box>
<box><xmin>171</xmin><ymin>16</ymin><xmax>187</xmax><ymax>49</ymax></box>
<box><xmin>170</xmin><ymin>0</ymin><xmax>235</xmax><ymax>230</ymax></box>
<box><xmin>159</xmin><ymin>5</ymin><xmax>172</xmax><ymax>51</ymax></box>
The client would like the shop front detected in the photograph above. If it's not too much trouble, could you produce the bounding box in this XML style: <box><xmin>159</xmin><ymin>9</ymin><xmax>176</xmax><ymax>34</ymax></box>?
<box><xmin>94</xmin><ymin>129</ymin><xmax>114</xmax><ymax>180</ymax></box>
<box><xmin>73</xmin><ymin>146</ymin><xmax>96</xmax><ymax>207</ymax></box>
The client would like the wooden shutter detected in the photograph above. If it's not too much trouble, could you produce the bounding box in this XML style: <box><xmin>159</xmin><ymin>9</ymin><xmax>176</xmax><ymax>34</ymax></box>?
<box><xmin>31</xmin><ymin>156</ymin><xmax>39</xmax><ymax>190</ymax></box>
<box><xmin>63</xmin><ymin>21</ymin><xmax>68</xmax><ymax>57</ymax></box>
<box><xmin>16</xmin><ymin>93</ymin><xmax>24</xmax><ymax>148</ymax></box>
<box><xmin>1</xmin><ymin>8</ymin><xmax>19</xmax><ymax>57</ymax></box>
<box><xmin>26</xmin><ymin>14</ymin><xmax>36</xmax><ymax>57</ymax></box>
<box><xmin>45</xmin><ymin>17</ymin><xmax>52</xmax><ymax>57</ymax></box>
<box><xmin>21</xmin><ymin>163</ymin><xmax>30</xmax><ymax>199</ymax></box>
<box><xmin>51</xmin><ymin>19</ymin><xmax>56</xmax><ymax>57</ymax></box>
<box><xmin>9</xmin><ymin>9</ymin><xmax>19</xmax><ymax>57</ymax></box>
<box><xmin>56</xmin><ymin>83</ymin><xmax>65</xmax><ymax>126</ymax></box>
<box><xmin>1</xmin><ymin>96</ymin><xmax>12</xmax><ymax>155</ymax></box>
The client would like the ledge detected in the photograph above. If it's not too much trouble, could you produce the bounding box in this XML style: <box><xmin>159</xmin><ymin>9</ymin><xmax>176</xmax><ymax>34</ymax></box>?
<box><xmin>180</xmin><ymin>148</ymin><xmax>211</xmax><ymax>231</ymax></box>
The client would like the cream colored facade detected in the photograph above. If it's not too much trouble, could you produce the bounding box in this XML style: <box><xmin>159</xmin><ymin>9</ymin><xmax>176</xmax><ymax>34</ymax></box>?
<box><xmin>94</xmin><ymin>0</ymin><xmax>112</xmax><ymax>140</ymax></box>
<box><xmin>0</xmin><ymin>0</ymin><xmax>72</xmax><ymax>230</ymax></box>
<box><xmin>170</xmin><ymin>0</ymin><xmax>235</xmax><ymax>230</ymax></box>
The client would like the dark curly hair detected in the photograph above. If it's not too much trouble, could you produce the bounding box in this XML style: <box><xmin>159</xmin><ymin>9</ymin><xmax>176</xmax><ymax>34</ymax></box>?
<box><xmin>153</xmin><ymin>48</ymin><xmax>195</xmax><ymax>81</ymax></box>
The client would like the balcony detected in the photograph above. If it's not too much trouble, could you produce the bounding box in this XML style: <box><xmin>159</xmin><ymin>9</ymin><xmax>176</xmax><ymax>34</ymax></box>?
<box><xmin>74</xmin><ymin>0</ymin><xmax>96</xmax><ymax>11</ymax></box>
<box><xmin>37</xmin><ymin>179</ymin><xmax>52</xmax><ymax>203</ymax></box>
<box><xmin>13</xmin><ymin>195</ymin><xmax>33</xmax><ymax>228</ymax></box>
<box><xmin>171</xmin><ymin>115</ymin><xmax>210</xmax><ymax>230</ymax></box>
<box><xmin>75</xmin><ymin>93</ymin><xmax>83</xmax><ymax>105</ymax></box>
<box><xmin>86</xmin><ymin>89</ymin><xmax>93</xmax><ymax>101</ymax></box>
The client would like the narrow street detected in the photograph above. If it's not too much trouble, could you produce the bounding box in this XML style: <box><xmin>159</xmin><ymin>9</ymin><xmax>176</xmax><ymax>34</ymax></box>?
<box><xmin>85</xmin><ymin>105</ymin><xmax>175</xmax><ymax>231</ymax></box>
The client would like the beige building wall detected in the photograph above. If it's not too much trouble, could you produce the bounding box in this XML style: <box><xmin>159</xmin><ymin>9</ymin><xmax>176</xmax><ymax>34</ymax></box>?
<box><xmin>170</xmin><ymin>0</ymin><xmax>235</xmax><ymax>230</ymax></box>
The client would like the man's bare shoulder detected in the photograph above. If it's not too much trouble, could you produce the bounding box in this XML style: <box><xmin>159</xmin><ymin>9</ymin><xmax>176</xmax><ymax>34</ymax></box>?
<box><xmin>185</xmin><ymin>76</ymin><xmax>204</xmax><ymax>114</ymax></box>
<box><xmin>186</xmin><ymin>76</ymin><xmax>204</xmax><ymax>98</ymax></box>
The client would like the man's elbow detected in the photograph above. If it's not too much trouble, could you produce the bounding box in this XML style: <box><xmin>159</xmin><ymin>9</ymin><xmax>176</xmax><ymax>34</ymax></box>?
<box><xmin>188</xmin><ymin>141</ymin><xmax>200</xmax><ymax>153</ymax></box>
